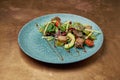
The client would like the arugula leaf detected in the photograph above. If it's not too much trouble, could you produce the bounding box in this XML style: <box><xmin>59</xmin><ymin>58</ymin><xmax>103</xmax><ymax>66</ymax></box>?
<box><xmin>83</xmin><ymin>30</ymin><xmax>90</xmax><ymax>35</ymax></box>
<box><xmin>59</xmin><ymin>23</ymin><xmax>67</xmax><ymax>32</ymax></box>
<box><xmin>90</xmin><ymin>34</ymin><xmax>96</xmax><ymax>40</ymax></box>
<box><xmin>72</xmin><ymin>22</ymin><xmax>84</xmax><ymax>31</ymax></box>
<box><xmin>39</xmin><ymin>25</ymin><xmax>45</xmax><ymax>33</ymax></box>
<box><xmin>46</xmin><ymin>23</ymin><xmax>56</xmax><ymax>33</ymax></box>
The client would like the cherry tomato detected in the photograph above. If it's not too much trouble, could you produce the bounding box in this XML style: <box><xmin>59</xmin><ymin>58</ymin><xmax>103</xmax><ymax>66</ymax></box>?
<box><xmin>85</xmin><ymin>39</ymin><xmax>94</xmax><ymax>47</ymax></box>
<box><xmin>55</xmin><ymin>21</ymin><xmax>59</xmax><ymax>27</ymax></box>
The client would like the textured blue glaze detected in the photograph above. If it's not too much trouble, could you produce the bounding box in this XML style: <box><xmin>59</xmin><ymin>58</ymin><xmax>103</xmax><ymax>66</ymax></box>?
<box><xmin>18</xmin><ymin>13</ymin><xmax>104</xmax><ymax>64</ymax></box>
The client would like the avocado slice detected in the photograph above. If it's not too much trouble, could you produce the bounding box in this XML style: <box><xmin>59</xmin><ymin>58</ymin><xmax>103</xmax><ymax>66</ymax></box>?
<box><xmin>64</xmin><ymin>33</ymin><xmax>75</xmax><ymax>49</ymax></box>
<box><xmin>55</xmin><ymin>40</ymin><xmax>64</xmax><ymax>46</ymax></box>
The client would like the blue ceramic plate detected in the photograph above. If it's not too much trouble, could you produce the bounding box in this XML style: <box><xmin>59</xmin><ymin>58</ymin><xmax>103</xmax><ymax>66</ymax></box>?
<box><xmin>18</xmin><ymin>13</ymin><xmax>104</xmax><ymax>64</ymax></box>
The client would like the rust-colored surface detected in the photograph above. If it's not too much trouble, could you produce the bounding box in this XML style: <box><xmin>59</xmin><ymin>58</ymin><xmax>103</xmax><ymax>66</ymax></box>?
<box><xmin>0</xmin><ymin>0</ymin><xmax>120</xmax><ymax>80</ymax></box>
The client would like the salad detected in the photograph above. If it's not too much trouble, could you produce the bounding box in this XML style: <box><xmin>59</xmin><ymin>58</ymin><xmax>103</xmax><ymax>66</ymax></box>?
<box><xmin>36</xmin><ymin>17</ymin><xmax>101</xmax><ymax>60</ymax></box>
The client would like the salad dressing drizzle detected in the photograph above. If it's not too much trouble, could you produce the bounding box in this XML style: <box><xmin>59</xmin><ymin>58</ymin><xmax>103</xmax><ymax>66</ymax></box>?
<box><xmin>45</xmin><ymin>39</ymin><xmax>64</xmax><ymax>61</ymax></box>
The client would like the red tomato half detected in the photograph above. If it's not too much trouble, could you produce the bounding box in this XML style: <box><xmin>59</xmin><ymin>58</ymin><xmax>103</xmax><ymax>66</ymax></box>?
<box><xmin>85</xmin><ymin>39</ymin><xmax>94</xmax><ymax>47</ymax></box>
